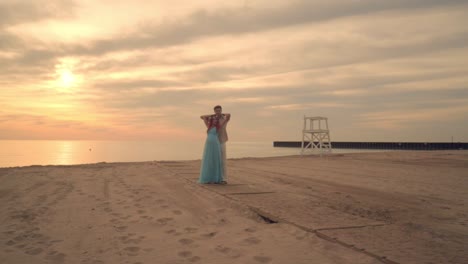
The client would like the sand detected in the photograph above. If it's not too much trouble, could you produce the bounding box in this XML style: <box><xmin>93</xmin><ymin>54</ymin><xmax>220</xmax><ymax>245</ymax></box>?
<box><xmin>0</xmin><ymin>150</ymin><xmax>467</xmax><ymax>264</ymax></box>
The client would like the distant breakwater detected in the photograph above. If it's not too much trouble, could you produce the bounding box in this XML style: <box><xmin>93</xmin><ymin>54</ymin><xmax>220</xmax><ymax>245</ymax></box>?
<box><xmin>273</xmin><ymin>141</ymin><xmax>468</xmax><ymax>150</ymax></box>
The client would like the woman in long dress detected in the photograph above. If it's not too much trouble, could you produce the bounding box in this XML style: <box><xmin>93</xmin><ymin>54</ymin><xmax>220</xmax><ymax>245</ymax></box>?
<box><xmin>198</xmin><ymin>111</ymin><xmax>228</xmax><ymax>184</ymax></box>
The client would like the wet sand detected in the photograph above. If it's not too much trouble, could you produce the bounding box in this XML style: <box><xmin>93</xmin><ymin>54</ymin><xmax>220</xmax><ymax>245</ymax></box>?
<box><xmin>1</xmin><ymin>150</ymin><xmax>467</xmax><ymax>264</ymax></box>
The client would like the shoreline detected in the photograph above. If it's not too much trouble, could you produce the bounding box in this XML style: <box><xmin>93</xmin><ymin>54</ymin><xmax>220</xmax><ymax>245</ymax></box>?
<box><xmin>0</xmin><ymin>139</ymin><xmax>401</xmax><ymax>168</ymax></box>
<box><xmin>2</xmin><ymin>148</ymin><xmax>465</xmax><ymax>169</ymax></box>
<box><xmin>3</xmin><ymin>148</ymin><xmax>464</xmax><ymax>169</ymax></box>
<box><xmin>1</xmin><ymin>150</ymin><xmax>467</xmax><ymax>263</ymax></box>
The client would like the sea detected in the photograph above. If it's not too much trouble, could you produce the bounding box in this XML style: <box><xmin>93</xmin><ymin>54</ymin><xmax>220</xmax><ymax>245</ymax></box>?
<box><xmin>0</xmin><ymin>140</ymin><xmax>388</xmax><ymax>168</ymax></box>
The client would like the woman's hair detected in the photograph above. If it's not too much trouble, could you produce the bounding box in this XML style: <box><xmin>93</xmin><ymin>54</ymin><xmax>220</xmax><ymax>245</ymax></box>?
<box><xmin>214</xmin><ymin>105</ymin><xmax>222</xmax><ymax>110</ymax></box>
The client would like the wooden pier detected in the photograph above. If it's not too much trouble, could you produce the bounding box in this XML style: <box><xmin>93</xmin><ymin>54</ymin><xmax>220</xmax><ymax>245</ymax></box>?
<box><xmin>273</xmin><ymin>141</ymin><xmax>468</xmax><ymax>150</ymax></box>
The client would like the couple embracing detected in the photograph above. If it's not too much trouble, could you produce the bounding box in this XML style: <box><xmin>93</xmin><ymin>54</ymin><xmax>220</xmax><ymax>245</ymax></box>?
<box><xmin>199</xmin><ymin>105</ymin><xmax>230</xmax><ymax>184</ymax></box>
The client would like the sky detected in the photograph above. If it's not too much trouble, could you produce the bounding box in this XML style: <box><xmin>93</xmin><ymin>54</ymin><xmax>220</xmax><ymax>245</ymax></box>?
<box><xmin>1</xmin><ymin>0</ymin><xmax>468</xmax><ymax>142</ymax></box>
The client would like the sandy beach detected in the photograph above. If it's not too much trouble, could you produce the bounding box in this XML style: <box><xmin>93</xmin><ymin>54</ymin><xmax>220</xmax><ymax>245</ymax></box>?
<box><xmin>1</xmin><ymin>150</ymin><xmax>467</xmax><ymax>264</ymax></box>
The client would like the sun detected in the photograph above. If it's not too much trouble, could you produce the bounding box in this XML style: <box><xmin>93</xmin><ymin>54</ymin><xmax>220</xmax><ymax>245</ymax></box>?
<box><xmin>53</xmin><ymin>58</ymin><xmax>83</xmax><ymax>91</ymax></box>
<box><xmin>60</xmin><ymin>69</ymin><xmax>75</xmax><ymax>88</ymax></box>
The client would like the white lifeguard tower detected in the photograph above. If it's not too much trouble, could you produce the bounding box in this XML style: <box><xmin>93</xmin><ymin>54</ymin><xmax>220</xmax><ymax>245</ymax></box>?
<box><xmin>301</xmin><ymin>116</ymin><xmax>332</xmax><ymax>155</ymax></box>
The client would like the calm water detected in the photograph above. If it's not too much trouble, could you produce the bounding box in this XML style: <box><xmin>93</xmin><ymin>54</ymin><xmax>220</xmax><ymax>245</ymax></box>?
<box><xmin>0</xmin><ymin>140</ymin><xmax>388</xmax><ymax>168</ymax></box>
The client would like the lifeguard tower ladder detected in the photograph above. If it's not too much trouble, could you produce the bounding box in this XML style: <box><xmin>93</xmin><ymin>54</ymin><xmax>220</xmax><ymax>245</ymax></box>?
<box><xmin>301</xmin><ymin>116</ymin><xmax>332</xmax><ymax>155</ymax></box>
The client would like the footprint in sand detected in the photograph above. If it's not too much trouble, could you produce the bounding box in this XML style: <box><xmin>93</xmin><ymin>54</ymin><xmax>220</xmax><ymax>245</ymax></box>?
<box><xmin>156</xmin><ymin>217</ymin><xmax>174</xmax><ymax>225</ymax></box>
<box><xmin>217</xmin><ymin>218</ymin><xmax>228</xmax><ymax>225</ymax></box>
<box><xmin>25</xmin><ymin>247</ymin><xmax>43</xmax><ymax>255</ymax></box>
<box><xmin>124</xmin><ymin>246</ymin><xmax>140</xmax><ymax>256</ymax></box>
<box><xmin>215</xmin><ymin>245</ymin><xmax>231</xmax><ymax>254</ymax></box>
<box><xmin>165</xmin><ymin>229</ymin><xmax>181</xmax><ymax>236</ymax></box>
<box><xmin>178</xmin><ymin>238</ymin><xmax>194</xmax><ymax>245</ymax></box>
<box><xmin>13</xmin><ymin>234</ymin><xmax>27</xmax><ymax>242</ymax></box>
<box><xmin>122</xmin><ymin>234</ymin><xmax>145</xmax><ymax>245</ymax></box>
<box><xmin>189</xmin><ymin>256</ymin><xmax>201</xmax><ymax>262</ymax></box>
<box><xmin>123</xmin><ymin>238</ymin><xmax>140</xmax><ymax>244</ymax></box>
<box><xmin>244</xmin><ymin>227</ymin><xmax>257</xmax><ymax>233</ymax></box>
<box><xmin>46</xmin><ymin>251</ymin><xmax>66</xmax><ymax>262</ymax></box>
<box><xmin>124</xmin><ymin>247</ymin><xmax>140</xmax><ymax>253</ymax></box>
<box><xmin>201</xmin><ymin>232</ymin><xmax>217</xmax><ymax>238</ymax></box>
<box><xmin>49</xmin><ymin>239</ymin><xmax>63</xmax><ymax>245</ymax></box>
<box><xmin>31</xmin><ymin>233</ymin><xmax>44</xmax><ymax>239</ymax></box>
<box><xmin>253</xmin><ymin>256</ymin><xmax>272</xmax><ymax>263</ymax></box>
<box><xmin>215</xmin><ymin>245</ymin><xmax>241</xmax><ymax>258</ymax></box>
<box><xmin>178</xmin><ymin>251</ymin><xmax>201</xmax><ymax>262</ymax></box>
<box><xmin>172</xmin><ymin>210</ymin><xmax>182</xmax><ymax>215</ymax></box>
<box><xmin>242</xmin><ymin>237</ymin><xmax>261</xmax><ymax>245</ymax></box>
<box><xmin>119</xmin><ymin>236</ymin><xmax>136</xmax><ymax>244</ymax></box>
<box><xmin>184</xmin><ymin>227</ymin><xmax>198</xmax><ymax>233</ymax></box>
<box><xmin>115</xmin><ymin>226</ymin><xmax>128</xmax><ymax>232</ymax></box>
<box><xmin>123</xmin><ymin>215</ymin><xmax>132</xmax><ymax>219</ymax></box>
<box><xmin>178</xmin><ymin>250</ymin><xmax>192</xmax><ymax>257</ymax></box>
<box><xmin>80</xmin><ymin>259</ymin><xmax>104</xmax><ymax>264</ymax></box>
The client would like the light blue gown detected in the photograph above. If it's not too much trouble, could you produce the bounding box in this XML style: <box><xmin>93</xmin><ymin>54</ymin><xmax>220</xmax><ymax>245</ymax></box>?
<box><xmin>199</xmin><ymin>127</ymin><xmax>224</xmax><ymax>183</ymax></box>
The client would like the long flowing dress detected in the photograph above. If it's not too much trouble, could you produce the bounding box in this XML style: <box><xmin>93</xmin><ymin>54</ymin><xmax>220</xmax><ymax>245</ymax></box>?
<box><xmin>198</xmin><ymin>127</ymin><xmax>224</xmax><ymax>183</ymax></box>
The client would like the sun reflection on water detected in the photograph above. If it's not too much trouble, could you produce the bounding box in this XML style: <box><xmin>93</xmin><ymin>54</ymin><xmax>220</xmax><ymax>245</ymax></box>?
<box><xmin>53</xmin><ymin>141</ymin><xmax>75</xmax><ymax>165</ymax></box>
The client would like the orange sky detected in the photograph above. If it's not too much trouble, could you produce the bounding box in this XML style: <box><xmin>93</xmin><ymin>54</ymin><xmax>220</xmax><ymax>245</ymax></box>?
<box><xmin>1</xmin><ymin>0</ymin><xmax>468</xmax><ymax>142</ymax></box>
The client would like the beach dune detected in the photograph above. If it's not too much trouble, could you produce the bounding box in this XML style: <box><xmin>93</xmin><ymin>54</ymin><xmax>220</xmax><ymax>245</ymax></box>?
<box><xmin>1</xmin><ymin>151</ymin><xmax>467</xmax><ymax>264</ymax></box>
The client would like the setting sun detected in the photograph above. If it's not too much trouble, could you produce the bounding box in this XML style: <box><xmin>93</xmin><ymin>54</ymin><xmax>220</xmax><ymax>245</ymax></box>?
<box><xmin>59</xmin><ymin>69</ymin><xmax>75</xmax><ymax>88</ymax></box>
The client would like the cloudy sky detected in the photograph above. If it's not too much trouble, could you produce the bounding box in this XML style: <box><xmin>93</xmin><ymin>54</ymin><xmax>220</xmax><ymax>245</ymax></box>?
<box><xmin>1</xmin><ymin>0</ymin><xmax>468</xmax><ymax>142</ymax></box>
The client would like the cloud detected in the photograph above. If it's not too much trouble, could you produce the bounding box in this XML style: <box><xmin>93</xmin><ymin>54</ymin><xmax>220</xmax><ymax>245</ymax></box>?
<box><xmin>225</xmin><ymin>97</ymin><xmax>270</xmax><ymax>103</ymax></box>
<box><xmin>357</xmin><ymin>104</ymin><xmax>468</xmax><ymax>130</ymax></box>
<box><xmin>93</xmin><ymin>79</ymin><xmax>184</xmax><ymax>91</ymax></box>
<box><xmin>65</xmin><ymin>0</ymin><xmax>467</xmax><ymax>55</ymax></box>
<box><xmin>2</xmin><ymin>0</ymin><xmax>467</xmax><ymax>85</ymax></box>
<box><xmin>4</xmin><ymin>0</ymin><xmax>464</xmax><ymax>59</ymax></box>
<box><xmin>0</xmin><ymin>0</ymin><xmax>76</xmax><ymax>28</ymax></box>
<box><xmin>1</xmin><ymin>1</ymin><xmax>468</xmax><ymax>141</ymax></box>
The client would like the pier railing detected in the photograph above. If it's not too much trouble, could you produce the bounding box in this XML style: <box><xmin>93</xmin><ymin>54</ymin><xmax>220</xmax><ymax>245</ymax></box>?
<box><xmin>273</xmin><ymin>141</ymin><xmax>468</xmax><ymax>150</ymax></box>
